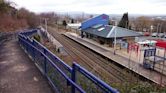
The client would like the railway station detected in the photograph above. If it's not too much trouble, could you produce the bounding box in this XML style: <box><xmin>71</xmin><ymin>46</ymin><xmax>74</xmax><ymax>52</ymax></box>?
<box><xmin>64</xmin><ymin>30</ymin><xmax>166</xmax><ymax>86</ymax></box>
<box><xmin>2</xmin><ymin>0</ymin><xmax>166</xmax><ymax>93</ymax></box>
<box><xmin>64</xmin><ymin>14</ymin><xmax>166</xmax><ymax>86</ymax></box>
<box><xmin>80</xmin><ymin>14</ymin><xmax>141</xmax><ymax>47</ymax></box>
<box><xmin>1</xmin><ymin>13</ymin><xmax>166</xmax><ymax>93</ymax></box>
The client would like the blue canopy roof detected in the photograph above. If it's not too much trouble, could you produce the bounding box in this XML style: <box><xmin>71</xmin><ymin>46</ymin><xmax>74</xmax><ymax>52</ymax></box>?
<box><xmin>81</xmin><ymin>14</ymin><xmax>109</xmax><ymax>30</ymax></box>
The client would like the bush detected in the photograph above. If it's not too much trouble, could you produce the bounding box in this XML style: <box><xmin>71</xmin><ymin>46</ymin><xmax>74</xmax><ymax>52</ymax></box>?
<box><xmin>62</xmin><ymin>20</ymin><xmax>67</xmax><ymax>27</ymax></box>
<box><xmin>33</xmin><ymin>35</ymin><xmax>41</xmax><ymax>42</ymax></box>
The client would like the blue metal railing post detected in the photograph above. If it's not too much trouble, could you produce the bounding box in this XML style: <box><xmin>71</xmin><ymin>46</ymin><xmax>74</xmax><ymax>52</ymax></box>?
<box><xmin>71</xmin><ymin>63</ymin><xmax>77</xmax><ymax>93</ymax></box>
<box><xmin>32</xmin><ymin>40</ymin><xmax>35</xmax><ymax>61</ymax></box>
<box><xmin>43</xmin><ymin>48</ymin><xmax>47</xmax><ymax>75</ymax></box>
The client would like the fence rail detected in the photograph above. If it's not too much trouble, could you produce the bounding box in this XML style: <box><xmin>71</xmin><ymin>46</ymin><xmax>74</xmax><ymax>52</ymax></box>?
<box><xmin>18</xmin><ymin>29</ymin><xmax>119</xmax><ymax>93</ymax></box>
<box><xmin>72</xmin><ymin>62</ymin><xmax>119</xmax><ymax>93</ymax></box>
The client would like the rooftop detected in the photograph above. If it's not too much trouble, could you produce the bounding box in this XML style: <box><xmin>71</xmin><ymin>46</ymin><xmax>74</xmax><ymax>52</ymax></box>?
<box><xmin>82</xmin><ymin>24</ymin><xmax>141</xmax><ymax>38</ymax></box>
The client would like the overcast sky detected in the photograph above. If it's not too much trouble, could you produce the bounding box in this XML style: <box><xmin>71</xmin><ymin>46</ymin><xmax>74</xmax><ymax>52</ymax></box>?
<box><xmin>10</xmin><ymin>0</ymin><xmax>166</xmax><ymax>15</ymax></box>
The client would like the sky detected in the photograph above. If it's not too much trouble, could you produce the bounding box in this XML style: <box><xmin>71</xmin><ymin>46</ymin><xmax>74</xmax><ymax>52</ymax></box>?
<box><xmin>10</xmin><ymin>0</ymin><xmax>166</xmax><ymax>15</ymax></box>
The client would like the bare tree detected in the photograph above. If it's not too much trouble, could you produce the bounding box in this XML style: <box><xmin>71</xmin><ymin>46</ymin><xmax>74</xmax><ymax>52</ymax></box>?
<box><xmin>133</xmin><ymin>16</ymin><xmax>152</xmax><ymax>32</ymax></box>
<box><xmin>152</xmin><ymin>19</ymin><xmax>166</xmax><ymax>33</ymax></box>
<box><xmin>40</xmin><ymin>12</ymin><xmax>60</xmax><ymax>25</ymax></box>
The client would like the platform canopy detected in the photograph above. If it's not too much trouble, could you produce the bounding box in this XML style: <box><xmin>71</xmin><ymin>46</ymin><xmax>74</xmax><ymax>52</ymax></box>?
<box><xmin>82</xmin><ymin>24</ymin><xmax>141</xmax><ymax>38</ymax></box>
<box><xmin>81</xmin><ymin>14</ymin><xmax>141</xmax><ymax>38</ymax></box>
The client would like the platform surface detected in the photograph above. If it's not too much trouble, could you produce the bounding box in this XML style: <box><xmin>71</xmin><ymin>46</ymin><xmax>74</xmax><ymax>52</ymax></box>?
<box><xmin>0</xmin><ymin>35</ymin><xmax>54</xmax><ymax>93</ymax></box>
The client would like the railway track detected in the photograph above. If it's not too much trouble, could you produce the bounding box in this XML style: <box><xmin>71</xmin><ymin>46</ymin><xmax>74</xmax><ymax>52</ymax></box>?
<box><xmin>48</xmin><ymin>27</ymin><xmax>141</xmax><ymax>85</ymax></box>
<box><xmin>49</xmin><ymin>30</ymin><xmax>121</xmax><ymax>83</ymax></box>
<box><xmin>62</xmin><ymin>36</ymin><xmax>127</xmax><ymax>80</ymax></box>
<box><xmin>62</xmin><ymin>35</ymin><xmax>141</xmax><ymax>82</ymax></box>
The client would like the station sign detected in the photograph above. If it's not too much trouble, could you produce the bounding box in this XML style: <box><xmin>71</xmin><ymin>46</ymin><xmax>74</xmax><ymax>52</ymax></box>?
<box><xmin>144</xmin><ymin>48</ymin><xmax>156</xmax><ymax>57</ymax></box>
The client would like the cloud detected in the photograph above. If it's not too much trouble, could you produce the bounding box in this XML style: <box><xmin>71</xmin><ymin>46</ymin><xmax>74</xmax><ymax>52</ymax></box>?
<box><xmin>10</xmin><ymin>0</ymin><xmax>166</xmax><ymax>15</ymax></box>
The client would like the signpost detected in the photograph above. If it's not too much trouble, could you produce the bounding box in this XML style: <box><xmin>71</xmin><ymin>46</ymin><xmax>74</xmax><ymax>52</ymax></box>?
<box><xmin>143</xmin><ymin>48</ymin><xmax>156</xmax><ymax>69</ymax></box>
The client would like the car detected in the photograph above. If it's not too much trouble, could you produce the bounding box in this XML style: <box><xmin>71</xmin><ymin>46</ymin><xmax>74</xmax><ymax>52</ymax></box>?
<box><xmin>151</xmin><ymin>33</ymin><xmax>158</xmax><ymax>37</ymax></box>
<box><xmin>144</xmin><ymin>32</ymin><xmax>150</xmax><ymax>36</ymax></box>
<box><xmin>163</xmin><ymin>34</ymin><xmax>166</xmax><ymax>39</ymax></box>
<box><xmin>158</xmin><ymin>33</ymin><xmax>164</xmax><ymax>38</ymax></box>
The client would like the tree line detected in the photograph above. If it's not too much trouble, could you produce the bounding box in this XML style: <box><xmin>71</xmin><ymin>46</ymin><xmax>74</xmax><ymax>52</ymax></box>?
<box><xmin>0</xmin><ymin>0</ymin><xmax>76</xmax><ymax>32</ymax></box>
<box><xmin>113</xmin><ymin>12</ymin><xmax>166</xmax><ymax>33</ymax></box>
<box><xmin>1</xmin><ymin>0</ymin><xmax>166</xmax><ymax>33</ymax></box>
<box><xmin>0</xmin><ymin>0</ymin><xmax>63</xmax><ymax>32</ymax></box>
<box><xmin>0</xmin><ymin>0</ymin><xmax>39</xmax><ymax>31</ymax></box>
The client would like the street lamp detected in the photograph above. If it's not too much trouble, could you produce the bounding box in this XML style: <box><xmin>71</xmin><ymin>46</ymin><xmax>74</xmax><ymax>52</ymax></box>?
<box><xmin>160</xmin><ymin>23</ymin><xmax>163</xmax><ymax>34</ymax></box>
<box><xmin>45</xmin><ymin>18</ymin><xmax>48</xmax><ymax>32</ymax></box>
<box><xmin>150</xmin><ymin>25</ymin><xmax>153</xmax><ymax>35</ymax></box>
<box><xmin>157</xmin><ymin>23</ymin><xmax>160</xmax><ymax>34</ymax></box>
<box><xmin>114</xmin><ymin>21</ymin><xmax>118</xmax><ymax>55</ymax></box>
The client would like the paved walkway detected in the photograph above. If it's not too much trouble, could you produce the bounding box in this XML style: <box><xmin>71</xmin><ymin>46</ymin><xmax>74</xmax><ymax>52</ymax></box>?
<box><xmin>0</xmin><ymin>35</ymin><xmax>54</xmax><ymax>93</ymax></box>
<box><xmin>64</xmin><ymin>32</ymin><xmax>166</xmax><ymax>86</ymax></box>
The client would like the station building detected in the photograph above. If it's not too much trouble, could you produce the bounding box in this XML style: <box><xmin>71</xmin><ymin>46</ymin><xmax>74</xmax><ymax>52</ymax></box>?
<box><xmin>80</xmin><ymin>14</ymin><xmax>141</xmax><ymax>48</ymax></box>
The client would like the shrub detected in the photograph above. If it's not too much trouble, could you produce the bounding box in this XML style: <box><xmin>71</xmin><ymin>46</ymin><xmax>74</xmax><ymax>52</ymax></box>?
<box><xmin>33</xmin><ymin>35</ymin><xmax>41</xmax><ymax>42</ymax></box>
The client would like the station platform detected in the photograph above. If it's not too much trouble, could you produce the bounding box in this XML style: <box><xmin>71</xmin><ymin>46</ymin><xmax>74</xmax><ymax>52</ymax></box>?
<box><xmin>0</xmin><ymin>35</ymin><xmax>53</xmax><ymax>93</ymax></box>
<box><xmin>64</xmin><ymin>32</ymin><xmax>166</xmax><ymax>86</ymax></box>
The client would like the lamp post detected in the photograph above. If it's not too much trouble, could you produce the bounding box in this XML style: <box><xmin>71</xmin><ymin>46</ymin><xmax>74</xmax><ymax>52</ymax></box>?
<box><xmin>114</xmin><ymin>21</ymin><xmax>118</xmax><ymax>55</ymax></box>
<box><xmin>160</xmin><ymin>23</ymin><xmax>163</xmax><ymax>34</ymax></box>
<box><xmin>157</xmin><ymin>23</ymin><xmax>160</xmax><ymax>35</ymax></box>
<box><xmin>45</xmin><ymin>18</ymin><xmax>48</xmax><ymax>32</ymax></box>
<box><xmin>150</xmin><ymin>25</ymin><xmax>153</xmax><ymax>35</ymax></box>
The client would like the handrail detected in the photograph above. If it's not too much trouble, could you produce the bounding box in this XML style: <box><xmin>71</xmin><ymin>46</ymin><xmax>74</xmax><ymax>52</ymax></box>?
<box><xmin>33</xmin><ymin>39</ymin><xmax>72</xmax><ymax>73</ymax></box>
<box><xmin>18</xmin><ymin>34</ymin><xmax>86</xmax><ymax>93</ymax></box>
<box><xmin>72</xmin><ymin>62</ymin><xmax>119</xmax><ymax>93</ymax></box>
<box><xmin>18</xmin><ymin>29</ymin><xmax>119</xmax><ymax>93</ymax></box>
<box><xmin>20</xmin><ymin>30</ymin><xmax>72</xmax><ymax>73</ymax></box>
<box><xmin>19</xmin><ymin>29</ymin><xmax>37</xmax><ymax>36</ymax></box>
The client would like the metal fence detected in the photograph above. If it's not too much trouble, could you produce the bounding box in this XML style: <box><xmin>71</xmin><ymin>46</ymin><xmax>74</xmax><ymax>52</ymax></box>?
<box><xmin>33</xmin><ymin>39</ymin><xmax>72</xmax><ymax>77</ymax></box>
<box><xmin>18</xmin><ymin>29</ymin><xmax>119</xmax><ymax>93</ymax></box>
<box><xmin>72</xmin><ymin>63</ymin><xmax>119</xmax><ymax>93</ymax></box>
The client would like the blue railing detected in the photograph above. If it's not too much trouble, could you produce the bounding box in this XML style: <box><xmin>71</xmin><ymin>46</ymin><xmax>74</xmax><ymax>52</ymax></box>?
<box><xmin>18</xmin><ymin>29</ymin><xmax>119</xmax><ymax>93</ymax></box>
<box><xmin>18</xmin><ymin>33</ymin><xmax>85</xmax><ymax>93</ymax></box>
<box><xmin>72</xmin><ymin>63</ymin><xmax>119</xmax><ymax>93</ymax></box>
<box><xmin>19</xmin><ymin>29</ymin><xmax>37</xmax><ymax>36</ymax></box>
<box><xmin>33</xmin><ymin>39</ymin><xmax>72</xmax><ymax>76</ymax></box>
